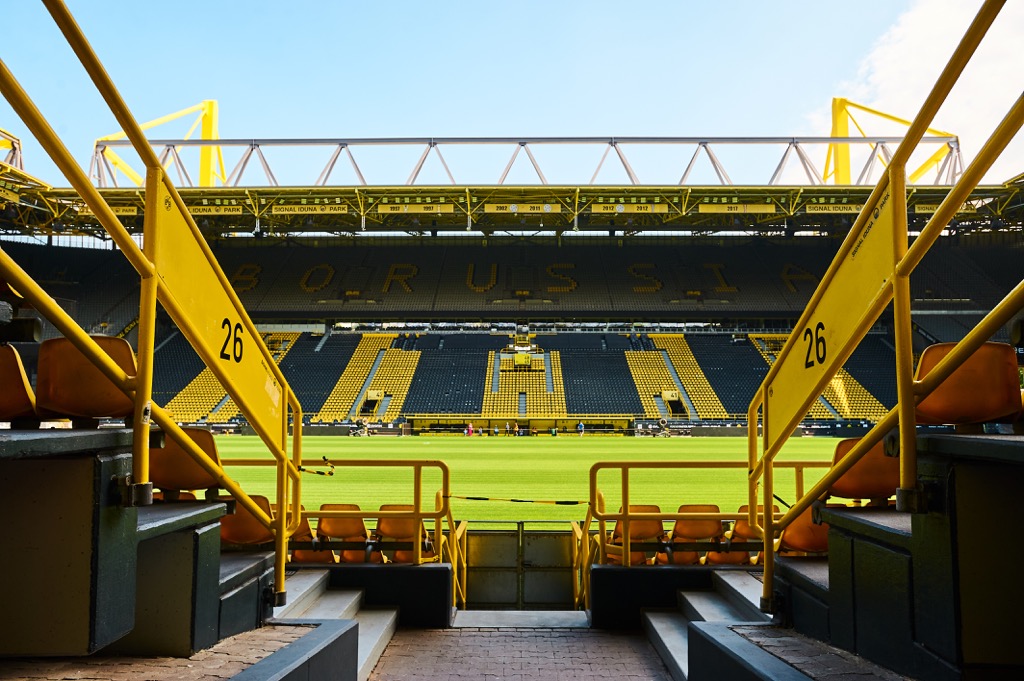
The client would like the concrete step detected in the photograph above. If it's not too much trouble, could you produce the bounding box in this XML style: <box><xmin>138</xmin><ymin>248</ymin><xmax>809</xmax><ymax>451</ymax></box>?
<box><xmin>712</xmin><ymin>570</ymin><xmax>772</xmax><ymax>623</ymax></box>
<box><xmin>355</xmin><ymin>608</ymin><xmax>399</xmax><ymax>681</ymax></box>
<box><xmin>642</xmin><ymin>609</ymin><xmax>689</xmax><ymax>681</ymax></box>
<box><xmin>452</xmin><ymin>610</ymin><xmax>589</xmax><ymax>628</ymax></box>
<box><xmin>680</xmin><ymin>590</ymin><xmax>752</xmax><ymax>623</ymax></box>
<box><xmin>292</xmin><ymin>589</ymin><xmax>364</xmax><ymax>620</ymax></box>
<box><xmin>273</xmin><ymin>569</ymin><xmax>330</xmax><ymax>619</ymax></box>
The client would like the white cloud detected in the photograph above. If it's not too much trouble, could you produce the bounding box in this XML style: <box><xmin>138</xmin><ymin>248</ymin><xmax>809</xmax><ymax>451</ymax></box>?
<box><xmin>822</xmin><ymin>0</ymin><xmax>1024</xmax><ymax>184</ymax></box>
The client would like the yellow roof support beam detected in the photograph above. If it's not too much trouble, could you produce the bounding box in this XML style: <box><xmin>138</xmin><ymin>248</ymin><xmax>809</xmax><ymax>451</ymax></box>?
<box><xmin>93</xmin><ymin>99</ymin><xmax>224</xmax><ymax>187</ymax></box>
<box><xmin>825</xmin><ymin>97</ymin><xmax>958</xmax><ymax>185</ymax></box>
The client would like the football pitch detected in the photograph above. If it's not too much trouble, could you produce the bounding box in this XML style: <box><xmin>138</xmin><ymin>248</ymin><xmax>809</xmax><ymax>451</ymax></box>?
<box><xmin>217</xmin><ymin>434</ymin><xmax>838</xmax><ymax>524</ymax></box>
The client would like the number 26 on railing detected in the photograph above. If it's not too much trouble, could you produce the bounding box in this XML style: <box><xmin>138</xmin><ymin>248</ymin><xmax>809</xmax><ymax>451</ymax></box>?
<box><xmin>803</xmin><ymin>322</ymin><xmax>826</xmax><ymax>369</ymax></box>
<box><xmin>220</xmin><ymin>317</ymin><xmax>244</xmax><ymax>363</ymax></box>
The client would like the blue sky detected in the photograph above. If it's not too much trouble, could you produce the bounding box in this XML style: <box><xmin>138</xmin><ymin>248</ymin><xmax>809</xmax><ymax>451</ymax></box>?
<box><xmin>2</xmin><ymin>1</ymin><xmax>1020</xmax><ymax>186</ymax></box>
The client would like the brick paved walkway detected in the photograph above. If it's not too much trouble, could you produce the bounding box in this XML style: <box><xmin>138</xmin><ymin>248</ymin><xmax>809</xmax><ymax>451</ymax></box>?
<box><xmin>0</xmin><ymin>625</ymin><xmax>309</xmax><ymax>681</ymax></box>
<box><xmin>368</xmin><ymin>628</ymin><xmax>672</xmax><ymax>681</ymax></box>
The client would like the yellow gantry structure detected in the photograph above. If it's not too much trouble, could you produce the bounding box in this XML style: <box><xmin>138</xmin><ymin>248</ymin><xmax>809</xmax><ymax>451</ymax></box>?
<box><xmin>91</xmin><ymin>99</ymin><xmax>224</xmax><ymax>188</ymax></box>
<box><xmin>826</xmin><ymin>98</ymin><xmax>962</xmax><ymax>186</ymax></box>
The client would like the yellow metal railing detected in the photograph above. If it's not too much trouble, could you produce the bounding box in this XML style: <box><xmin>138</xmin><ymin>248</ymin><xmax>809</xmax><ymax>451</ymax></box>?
<box><xmin>747</xmin><ymin>0</ymin><xmax>1024</xmax><ymax>613</ymax></box>
<box><xmin>224</xmin><ymin>458</ymin><xmax>468</xmax><ymax>607</ymax></box>
<box><xmin>0</xmin><ymin>0</ymin><xmax>303</xmax><ymax>605</ymax></box>
<box><xmin>573</xmin><ymin>459</ymin><xmax>830</xmax><ymax>609</ymax></box>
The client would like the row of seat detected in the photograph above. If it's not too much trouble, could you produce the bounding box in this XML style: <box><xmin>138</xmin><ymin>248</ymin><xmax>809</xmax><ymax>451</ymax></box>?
<box><xmin>602</xmin><ymin>338</ymin><xmax>1023</xmax><ymax>567</ymax></box>
<box><xmin>0</xmin><ymin>335</ymin><xmax>136</xmax><ymax>425</ymax></box>
<box><xmin>150</xmin><ymin>426</ymin><xmax>441</xmax><ymax>564</ymax></box>
<box><xmin>601</xmin><ymin>434</ymin><xmax>901</xmax><ymax>565</ymax></box>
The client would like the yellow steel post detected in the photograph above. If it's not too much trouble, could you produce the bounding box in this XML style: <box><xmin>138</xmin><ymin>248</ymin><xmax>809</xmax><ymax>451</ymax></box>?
<box><xmin>414</xmin><ymin>465</ymin><xmax>423</xmax><ymax>564</ymax></box>
<box><xmin>130</xmin><ymin>168</ymin><xmax>164</xmax><ymax>503</ymax></box>
<box><xmin>889</xmin><ymin>165</ymin><xmax>919</xmax><ymax>510</ymax></box>
<box><xmin>830</xmin><ymin>98</ymin><xmax>852</xmax><ymax>185</ymax></box>
<box><xmin>747</xmin><ymin>390</ymin><xmax>762</xmax><ymax>536</ymax></box>
<box><xmin>274</xmin><ymin>455</ymin><xmax>288</xmax><ymax>606</ymax></box>
<box><xmin>760</xmin><ymin>454</ymin><xmax>775</xmax><ymax>612</ymax></box>
<box><xmin>620</xmin><ymin>465</ymin><xmax>631</xmax><ymax>567</ymax></box>
<box><xmin>199</xmin><ymin>99</ymin><xmax>219</xmax><ymax>187</ymax></box>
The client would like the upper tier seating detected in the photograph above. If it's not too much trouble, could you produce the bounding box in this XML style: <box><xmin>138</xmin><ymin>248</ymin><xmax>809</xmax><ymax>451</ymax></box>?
<box><xmin>559</xmin><ymin>350</ymin><xmax>645</xmax><ymax>415</ymax></box>
<box><xmin>152</xmin><ymin>331</ymin><xmax>207</xmax><ymax>407</ymax></box>
<box><xmin>685</xmin><ymin>335</ymin><xmax>768</xmax><ymax>416</ymax></box>
<box><xmin>3</xmin><ymin>238</ymin><xmax>1012</xmax><ymax>322</ymax></box>
<box><xmin>402</xmin><ymin>349</ymin><xmax>489</xmax><ymax>414</ymax></box>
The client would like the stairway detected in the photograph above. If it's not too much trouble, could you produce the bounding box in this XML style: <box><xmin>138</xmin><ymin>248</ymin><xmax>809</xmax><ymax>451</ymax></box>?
<box><xmin>643</xmin><ymin>572</ymin><xmax>769</xmax><ymax>680</ymax></box>
<box><xmin>274</xmin><ymin>570</ymin><xmax>399</xmax><ymax>681</ymax></box>
<box><xmin>642</xmin><ymin>570</ymin><xmax>899</xmax><ymax>681</ymax></box>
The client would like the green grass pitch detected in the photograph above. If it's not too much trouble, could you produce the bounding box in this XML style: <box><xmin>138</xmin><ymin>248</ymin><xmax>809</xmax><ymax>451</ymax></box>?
<box><xmin>217</xmin><ymin>434</ymin><xmax>838</xmax><ymax>526</ymax></box>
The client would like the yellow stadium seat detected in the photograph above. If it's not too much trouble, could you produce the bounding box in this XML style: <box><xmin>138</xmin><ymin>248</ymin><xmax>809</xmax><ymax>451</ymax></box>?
<box><xmin>35</xmin><ymin>335</ymin><xmax>136</xmax><ymax>421</ymax></box>
<box><xmin>711</xmin><ymin>504</ymin><xmax>778</xmax><ymax>565</ymax></box>
<box><xmin>150</xmin><ymin>427</ymin><xmax>222</xmax><ymax>501</ymax></box>
<box><xmin>376</xmin><ymin>504</ymin><xmax>436</xmax><ymax>564</ymax></box>
<box><xmin>290</xmin><ymin>507</ymin><xmax>338</xmax><ymax>564</ymax></box>
<box><xmin>0</xmin><ymin>344</ymin><xmax>37</xmax><ymax>425</ymax></box>
<box><xmin>656</xmin><ymin>504</ymin><xmax>723</xmax><ymax>565</ymax></box>
<box><xmin>915</xmin><ymin>341</ymin><xmax>1021</xmax><ymax>425</ymax></box>
<box><xmin>317</xmin><ymin>503</ymin><xmax>382</xmax><ymax>564</ymax></box>
<box><xmin>605</xmin><ymin>505</ymin><xmax>663</xmax><ymax>566</ymax></box>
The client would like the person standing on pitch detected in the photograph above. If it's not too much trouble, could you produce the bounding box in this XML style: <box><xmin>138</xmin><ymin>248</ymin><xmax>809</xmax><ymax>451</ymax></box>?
<box><xmin>577</xmin><ymin>421</ymin><xmax>584</xmax><ymax>437</ymax></box>
<box><xmin>505</xmin><ymin>421</ymin><xmax>511</xmax><ymax>437</ymax></box>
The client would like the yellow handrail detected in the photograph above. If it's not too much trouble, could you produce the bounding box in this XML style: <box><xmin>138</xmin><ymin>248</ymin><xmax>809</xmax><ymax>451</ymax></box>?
<box><xmin>0</xmin><ymin>0</ymin><xmax>303</xmax><ymax>605</ymax></box>
<box><xmin>576</xmin><ymin>459</ymin><xmax>831</xmax><ymax>608</ymax></box>
<box><xmin>227</xmin><ymin>458</ymin><xmax>469</xmax><ymax>607</ymax></box>
<box><xmin>747</xmin><ymin>0</ymin><xmax>1022</xmax><ymax>613</ymax></box>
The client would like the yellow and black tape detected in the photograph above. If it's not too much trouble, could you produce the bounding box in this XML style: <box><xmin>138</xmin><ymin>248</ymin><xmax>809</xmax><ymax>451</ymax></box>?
<box><xmin>298</xmin><ymin>456</ymin><xmax>335</xmax><ymax>477</ymax></box>
<box><xmin>446</xmin><ymin>494</ymin><xmax>587</xmax><ymax>506</ymax></box>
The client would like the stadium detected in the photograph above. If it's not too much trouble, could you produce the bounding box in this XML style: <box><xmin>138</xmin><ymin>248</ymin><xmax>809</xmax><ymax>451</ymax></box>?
<box><xmin>1</xmin><ymin>2</ymin><xmax>1023</xmax><ymax>680</ymax></box>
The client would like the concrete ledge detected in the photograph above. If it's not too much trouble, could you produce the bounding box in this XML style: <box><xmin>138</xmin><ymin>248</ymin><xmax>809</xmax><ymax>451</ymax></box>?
<box><xmin>231</xmin><ymin>620</ymin><xmax>359</xmax><ymax>681</ymax></box>
<box><xmin>688</xmin><ymin>622</ymin><xmax>811</xmax><ymax>681</ymax></box>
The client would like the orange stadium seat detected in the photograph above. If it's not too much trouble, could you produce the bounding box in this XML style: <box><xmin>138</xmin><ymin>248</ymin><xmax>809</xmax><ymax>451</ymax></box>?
<box><xmin>656</xmin><ymin>504</ymin><xmax>723</xmax><ymax>565</ymax></box>
<box><xmin>317</xmin><ymin>503</ymin><xmax>382</xmax><ymax>564</ymax></box>
<box><xmin>220</xmin><ymin>494</ymin><xmax>275</xmax><ymax>547</ymax></box>
<box><xmin>290</xmin><ymin>507</ymin><xmax>338</xmax><ymax>564</ymax></box>
<box><xmin>828</xmin><ymin>437</ymin><xmax>899</xmax><ymax>505</ymax></box>
<box><xmin>915</xmin><ymin>341</ymin><xmax>1021</xmax><ymax>425</ymax></box>
<box><xmin>376</xmin><ymin>504</ymin><xmax>436</xmax><ymax>564</ymax></box>
<box><xmin>778</xmin><ymin>505</ymin><xmax>830</xmax><ymax>554</ymax></box>
<box><xmin>604</xmin><ymin>505</ymin><xmax>663</xmax><ymax>566</ymax></box>
<box><xmin>0</xmin><ymin>345</ymin><xmax>37</xmax><ymax>426</ymax></box>
<box><xmin>35</xmin><ymin>335</ymin><xmax>136</xmax><ymax>421</ymax></box>
<box><xmin>150</xmin><ymin>427</ymin><xmax>222</xmax><ymax>501</ymax></box>
<box><xmin>705</xmin><ymin>504</ymin><xmax>776</xmax><ymax>566</ymax></box>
